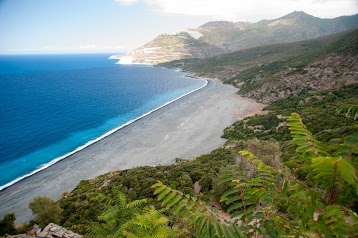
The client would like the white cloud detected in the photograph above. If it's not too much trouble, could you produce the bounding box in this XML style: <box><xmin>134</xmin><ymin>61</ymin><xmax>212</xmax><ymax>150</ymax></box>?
<box><xmin>115</xmin><ymin>0</ymin><xmax>138</xmax><ymax>5</ymax></box>
<box><xmin>144</xmin><ymin>0</ymin><xmax>358</xmax><ymax>22</ymax></box>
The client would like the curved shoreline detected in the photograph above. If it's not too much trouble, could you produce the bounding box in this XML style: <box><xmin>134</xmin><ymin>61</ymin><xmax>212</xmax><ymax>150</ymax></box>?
<box><xmin>0</xmin><ymin>79</ymin><xmax>265</xmax><ymax>223</ymax></box>
<box><xmin>0</xmin><ymin>79</ymin><xmax>208</xmax><ymax>192</ymax></box>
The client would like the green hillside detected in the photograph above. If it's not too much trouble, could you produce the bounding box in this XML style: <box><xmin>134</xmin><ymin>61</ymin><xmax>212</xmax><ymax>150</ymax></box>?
<box><xmin>198</xmin><ymin>11</ymin><xmax>358</xmax><ymax>51</ymax></box>
<box><xmin>160</xmin><ymin>30</ymin><xmax>348</xmax><ymax>75</ymax></box>
<box><xmin>161</xmin><ymin>29</ymin><xmax>358</xmax><ymax>103</ymax></box>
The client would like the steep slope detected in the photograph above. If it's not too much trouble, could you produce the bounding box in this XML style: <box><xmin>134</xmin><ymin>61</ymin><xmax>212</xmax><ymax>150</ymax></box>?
<box><xmin>160</xmin><ymin>31</ymin><xmax>346</xmax><ymax>79</ymax></box>
<box><xmin>163</xmin><ymin>30</ymin><xmax>358</xmax><ymax>103</ymax></box>
<box><xmin>112</xmin><ymin>11</ymin><xmax>358</xmax><ymax>64</ymax></box>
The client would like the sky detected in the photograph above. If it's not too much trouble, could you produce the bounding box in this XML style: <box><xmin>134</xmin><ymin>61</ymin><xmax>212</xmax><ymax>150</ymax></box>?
<box><xmin>0</xmin><ymin>0</ymin><xmax>357</xmax><ymax>54</ymax></box>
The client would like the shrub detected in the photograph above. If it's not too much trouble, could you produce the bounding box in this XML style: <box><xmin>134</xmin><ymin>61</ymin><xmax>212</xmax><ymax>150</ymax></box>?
<box><xmin>0</xmin><ymin>213</ymin><xmax>16</xmax><ymax>236</ymax></box>
<box><xmin>29</xmin><ymin>196</ymin><xmax>62</xmax><ymax>228</ymax></box>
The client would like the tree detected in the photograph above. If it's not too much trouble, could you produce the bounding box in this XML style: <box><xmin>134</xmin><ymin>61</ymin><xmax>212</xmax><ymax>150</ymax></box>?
<box><xmin>0</xmin><ymin>213</ymin><xmax>16</xmax><ymax>236</ymax></box>
<box><xmin>152</xmin><ymin>112</ymin><xmax>358</xmax><ymax>237</ymax></box>
<box><xmin>29</xmin><ymin>196</ymin><xmax>62</xmax><ymax>228</ymax></box>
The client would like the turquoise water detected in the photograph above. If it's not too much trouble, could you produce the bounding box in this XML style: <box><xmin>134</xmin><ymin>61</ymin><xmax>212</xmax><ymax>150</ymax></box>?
<box><xmin>0</xmin><ymin>54</ymin><xmax>206</xmax><ymax>190</ymax></box>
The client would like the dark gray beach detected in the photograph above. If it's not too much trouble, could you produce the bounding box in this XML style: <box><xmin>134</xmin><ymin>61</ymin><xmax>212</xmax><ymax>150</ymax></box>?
<box><xmin>0</xmin><ymin>79</ymin><xmax>264</xmax><ymax>223</ymax></box>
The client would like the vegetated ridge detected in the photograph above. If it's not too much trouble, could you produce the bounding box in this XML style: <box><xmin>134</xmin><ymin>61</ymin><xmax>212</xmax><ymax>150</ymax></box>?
<box><xmin>112</xmin><ymin>11</ymin><xmax>358</xmax><ymax>64</ymax></box>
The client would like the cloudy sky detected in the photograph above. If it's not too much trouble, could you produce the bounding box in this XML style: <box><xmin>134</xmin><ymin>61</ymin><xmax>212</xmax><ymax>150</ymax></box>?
<box><xmin>0</xmin><ymin>0</ymin><xmax>357</xmax><ymax>54</ymax></box>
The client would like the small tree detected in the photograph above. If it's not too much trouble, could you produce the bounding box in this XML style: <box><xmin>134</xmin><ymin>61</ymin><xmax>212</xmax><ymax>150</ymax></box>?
<box><xmin>0</xmin><ymin>213</ymin><xmax>16</xmax><ymax>236</ymax></box>
<box><xmin>29</xmin><ymin>196</ymin><xmax>62</xmax><ymax>228</ymax></box>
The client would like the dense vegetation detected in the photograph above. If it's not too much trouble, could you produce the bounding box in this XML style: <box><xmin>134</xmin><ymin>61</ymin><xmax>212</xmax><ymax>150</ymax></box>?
<box><xmin>223</xmin><ymin>84</ymin><xmax>358</xmax><ymax>164</ymax></box>
<box><xmin>153</xmin><ymin>112</ymin><xmax>357</xmax><ymax>237</ymax></box>
<box><xmin>57</xmin><ymin>148</ymin><xmax>235</xmax><ymax>234</ymax></box>
<box><xmin>54</xmin><ymin>85</ymin><xmax>358</xmax><ymax>237</ymax></box>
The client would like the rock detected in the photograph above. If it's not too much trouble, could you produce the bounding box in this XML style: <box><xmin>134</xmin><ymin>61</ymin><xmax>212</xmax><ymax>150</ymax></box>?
<box><xmin>36</xmin><ymin>223</ymin><xmax>82</xmax><ymax>238</ymax></box>
<box><xmin>37</xmin><ymin>231</ymin><xmax>48</xmax><ymax>237</ymax></box>
<box><xmin>5</xmin><ymin>235</ymin><xmax>32</xmax><ymax>238</ymax></box>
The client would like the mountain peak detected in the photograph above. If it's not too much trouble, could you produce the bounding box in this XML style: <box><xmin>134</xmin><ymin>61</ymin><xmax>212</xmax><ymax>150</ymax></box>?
<box><xmin>199</xmin><ymin>21</ymin><xmax>235</xmax><ymax>29</ymax></box>
<box><xmin>281</xmin><ymin>11</ymin><xmax>316</xmax><ymax>20</ymax></box>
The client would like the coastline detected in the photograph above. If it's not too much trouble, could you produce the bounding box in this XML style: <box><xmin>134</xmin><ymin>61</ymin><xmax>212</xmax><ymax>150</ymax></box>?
<box><xmin>0</xmin><ymin>79</ymin><xmax>264</xmax><ymax>224</ymax></box>
<box><xmin>0</xmin><ymin>79</ymin><xmax>208</xmax><ymax>192</ymax></box>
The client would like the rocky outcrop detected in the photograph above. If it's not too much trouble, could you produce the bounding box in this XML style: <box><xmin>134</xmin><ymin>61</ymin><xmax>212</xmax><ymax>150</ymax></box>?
<box><xmin>35</xmin><ymin>223</ymin><xmax>81</xmax><ymax>238</ymax></box>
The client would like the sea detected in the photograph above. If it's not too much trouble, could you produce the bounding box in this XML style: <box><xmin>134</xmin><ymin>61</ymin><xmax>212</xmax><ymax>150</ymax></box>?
<box><xmin>0</xmin><ymin>54</ymin><xmax>206</xmax><ymax>191</ymax></box>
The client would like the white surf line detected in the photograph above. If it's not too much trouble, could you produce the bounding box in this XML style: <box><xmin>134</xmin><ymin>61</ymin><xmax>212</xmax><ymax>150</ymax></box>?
<box><xmin>0</xmin><ymin>79</ymin><xmax>208</xmax><ymax>192</ymax></box>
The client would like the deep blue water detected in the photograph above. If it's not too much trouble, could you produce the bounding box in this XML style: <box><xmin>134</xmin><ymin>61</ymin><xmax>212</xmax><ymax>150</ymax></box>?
<box><xmin>0</xmin><ymin>54</ymin><xmax>205</xmax><ymax>189</ymax></box>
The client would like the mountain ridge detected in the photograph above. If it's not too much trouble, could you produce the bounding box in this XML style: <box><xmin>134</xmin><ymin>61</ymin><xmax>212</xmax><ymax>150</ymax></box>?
<box><xmin>111</xmin><ymin>11</ymin><xmax>358</xmax><ymax>64</ymax></box>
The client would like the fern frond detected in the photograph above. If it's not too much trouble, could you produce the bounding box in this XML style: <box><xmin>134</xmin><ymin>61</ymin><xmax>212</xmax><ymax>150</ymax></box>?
<box><xmin>337</xmin><ymin>132</ymin><xmax>358</xmax><ymax>159</ymax></box>
<box><xmin>152</xmin><ymin>181</ymin><xmax>244</xmax><ymax>237</ymax></box>
<box><xmin>92</xmin><ymin>193</ymin><xmax>111</xmax><ymax>205</ymax></box>
<box><xmin>219</xmin><ymin>151</ymin><xmax>283</xmax><ymax>236</ymax></box>
<box><xmin>320</xmin><ymin>205</ymin><xmax>358</xmax><ymax>237</ymax></box>
<box><xmin>309</xmin><ymin>156</ymin><xmax>357</xmax><ymax>188</ymax></box>
<box><xmin>239</xmin><ymin>150</ymin><xmax>279</xmax><ymax>175</ymax></box>
<box><xmin>287</xmin><ymin>112</ymin><xmax>329</xmax><ymax>159</ymax></box>
<box><xmin>122</xmin><ymin>206</ymin><xmax>172</xmax><ymax>238</ymax></box>
<box><xmin>86</xmin><ymin>224</ymin><xmax>113</xmax><ymax>237</ymax></box>
<box><xmin>339</xmin><ymin>104</ymin><xmax>358</xmax><ymax>120</ymax></box>
<box><xmin>127</xmin><ymin>198</ymin><xmax>148</xmax><ymax>210</ymax></box>
<box><xmin>86</xmin><ymin>188</ymin><xmax>149</xmax><ymax>238</ymax></box>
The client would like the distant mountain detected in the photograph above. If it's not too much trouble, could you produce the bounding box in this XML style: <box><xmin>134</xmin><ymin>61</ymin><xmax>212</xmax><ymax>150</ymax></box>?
<box><xmin>111</xmin><ymin>11</ymin><xmax>358</xmax><ymax>64</ymax></box>
<box><xmin>198</xmin><ymin>11</ymin><xmax>358</xmax><ymax>51</ymax></box>
<box><xmin>114</xmin><ymin>32</ymin><xmax>225</xmax><ymax>65</ymax></box>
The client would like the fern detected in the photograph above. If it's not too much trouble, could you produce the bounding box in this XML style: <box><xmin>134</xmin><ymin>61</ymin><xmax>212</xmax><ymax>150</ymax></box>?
<box><xmin>339</xmin><ymin>104</ymin><xmax>358</xmax><ymax>120</ymax></box>
<box><xmin>122</xmin><ymin>206</ymin><xmax>175</xmax><ymax>238</ymax></box>
<box><xmin>287</xmin><ymin>112</ymin><xmax>329</xmax><ymax>159</ymax></box>
<box><xmin>320</xmin><ymin>205</ymin><xmax>358</xmax><ymax>237</ymax></box>
<box><xmin>220</xmin><ymin>151</ymin><xmax>280</xmax><ymax>235</ymax></box>
<box><xmin>86</xmin><ymin>188</ymin><xmax>147</xmax><ymax>238</ymax></box>
<box><xmin>338</xmin><ymin>131</ymin><xmax>358</xmax><ymax>160</ymax></box>
<box><xmin>152</xmin><ymin>181</ymin><xmax>243</xmax><ymax>238</ymax></box>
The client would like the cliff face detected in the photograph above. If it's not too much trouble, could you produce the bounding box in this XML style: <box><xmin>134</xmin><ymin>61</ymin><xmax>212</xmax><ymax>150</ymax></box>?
<box><xmin>112</xmin><ymin>11</ymin><xmax>358</xmax><ymax>64</ymax></box>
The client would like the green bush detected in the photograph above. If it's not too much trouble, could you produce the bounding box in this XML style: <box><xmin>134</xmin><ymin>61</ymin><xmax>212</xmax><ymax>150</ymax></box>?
<box><xmin>29</xmin><ymin>196</ymin><xmax>62</xmax><ymax>228</ymax></box>
<box><xmin>0</xmin><ymin>213</ymin><xmax>16</xmax><ymax>236</ymax></box>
